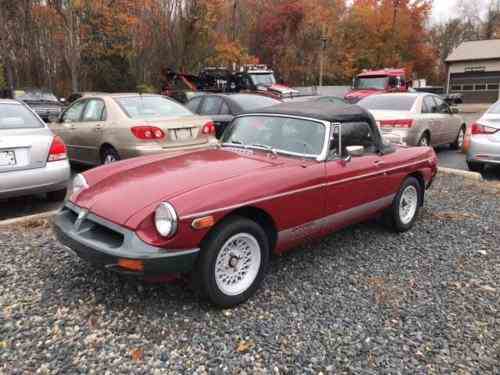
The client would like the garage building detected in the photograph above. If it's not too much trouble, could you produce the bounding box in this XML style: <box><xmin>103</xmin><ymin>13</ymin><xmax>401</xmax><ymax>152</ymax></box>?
<box><xmin>446</xmin><ymin>39</ymin><xmax>500</xmax><ymax>103</ymax></box>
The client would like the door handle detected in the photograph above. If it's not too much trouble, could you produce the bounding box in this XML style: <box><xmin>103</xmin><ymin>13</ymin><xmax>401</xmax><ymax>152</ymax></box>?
<box><xmin>373</xmin><ymin>160</ymin><xmax>385</xmax><ymax>166</ymax></box>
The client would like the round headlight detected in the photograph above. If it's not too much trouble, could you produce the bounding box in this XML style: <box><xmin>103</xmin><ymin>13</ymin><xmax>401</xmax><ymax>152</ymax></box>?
<box><xmin>155</xmin><ymin>202</ymin><xmax>178</xmax><ymax>238</ymax></box>
<box><xmin>72</xmin><ymin>174</ymin><xmax>89</xmax><ymax>196</ymax></box>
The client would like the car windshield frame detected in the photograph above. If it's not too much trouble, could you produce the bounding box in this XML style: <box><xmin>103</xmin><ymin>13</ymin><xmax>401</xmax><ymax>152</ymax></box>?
<box><xmin>354</xmin><ymin>76</ymin><xmax>388</xmax><ymax>90</ymax></box>
<box><xmin>249</xmin><ymin>73</ymin><xmax>276</xmax><ymax>87</ymax></box>
<box><xmin>221</xmin><ymin>114</ymin><xmax>330</xmax><ymax>161</ymax></box>
<box><xmin>358</xmin><ymin>95</ymin><xmax>417</xmax><ymax>111</ymax></box>
<box><xmin>113</xmin><ymin>95</ymin><xmax>193</xmax><ymax>119</ymax></box>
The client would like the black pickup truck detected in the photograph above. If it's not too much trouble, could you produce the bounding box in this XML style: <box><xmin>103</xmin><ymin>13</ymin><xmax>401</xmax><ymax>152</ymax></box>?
<box><xmin>3</xmin><ymin>89</ymin><xmax>66</xmax><ymax>122</ymax></box>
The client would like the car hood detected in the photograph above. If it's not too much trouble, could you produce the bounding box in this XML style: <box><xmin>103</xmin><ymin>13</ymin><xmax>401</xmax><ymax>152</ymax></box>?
<box><xmin>74</xmin><ymin>148</ymin><xmax>282</xmax><ymax>226</ymax></box>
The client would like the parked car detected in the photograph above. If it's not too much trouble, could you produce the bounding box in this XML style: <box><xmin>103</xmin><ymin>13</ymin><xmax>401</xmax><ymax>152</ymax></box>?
<box><xmin>464</xmin><ymin>100</ymin><xmax>500</xmax><ymax>172</ymax></box>
<box><xmin>13</xmin><ymin>88</ymin><xmax>65</xmax><ymax>122</ymax></box>
<box><xmin>0</xmin><ymin>99</ymin><xmax>70</xmax><ymax>200</ymax></box>
<box><xmin>282</xmin><ymin>95</ymin><xmax>346</xmax><ymax>104</ymax></box>
<box><xmin>53</xmin><ymin>101</ymin><xmax>438</xmax><ymax>307</ymax></box>
<box><xmin>49</xmin><ymin>93</ymin><xmax>217</xmax><ymax>165</ymax></box>
<box><xmin>358</xmin><ymin>93</ymin><xmax>466</xmax><ymax>148</ymax></box>
<box><xmin>186</xmin><ymin>93</ymin><xmax>281</xmax><ymax>138</ymax></box>
<box><xmin>67</xmin><ymin>92</ymin><xmax>106</xmax><ymax>104</ymax></box>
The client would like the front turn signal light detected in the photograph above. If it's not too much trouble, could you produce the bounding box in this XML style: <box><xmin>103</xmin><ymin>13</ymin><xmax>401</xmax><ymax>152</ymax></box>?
<box><xmin>192</xmin><ymin>216</ymin><xmax>215</xmax><ymax>230</ymax></box>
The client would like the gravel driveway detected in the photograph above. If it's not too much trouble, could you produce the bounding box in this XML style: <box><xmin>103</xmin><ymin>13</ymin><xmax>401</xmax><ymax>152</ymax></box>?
<box><xmin>1</xmin><ymin>174</ymin><xmax>498</xmax><ymax>374</ymax></box>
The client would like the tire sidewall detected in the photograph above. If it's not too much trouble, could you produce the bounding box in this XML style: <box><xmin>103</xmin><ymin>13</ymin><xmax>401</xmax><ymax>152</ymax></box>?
<box><xmin>101</xmin><ymin>147</ymin><xmax>120</xmax><ymax>165</ymax></box>
<box><xmin>418</xmin><ymin>133</ymin><xmax>429</xmax><ymax>147</ymax></box>
<box><xmin>392</xmin><ymin>177</ymin><xmax>421</xmax><ymax>232</ymax></box>
<box><xmin>197</xmin><ymin>217</ymin><xmax>270</xmax><ymax>308</ymax></box>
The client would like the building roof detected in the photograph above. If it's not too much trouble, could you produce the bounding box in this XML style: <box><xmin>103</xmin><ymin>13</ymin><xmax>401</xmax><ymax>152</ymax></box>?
<box><xmin>446</xmin><ymin>39</ymin><xmax>500</xmax><ymax>63</ymax></box>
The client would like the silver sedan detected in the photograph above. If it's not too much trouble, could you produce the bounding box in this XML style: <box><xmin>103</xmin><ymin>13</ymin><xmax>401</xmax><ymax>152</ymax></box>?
<box><xmin>359</xmin><ymin>93</ymin><xmax>466</xmax><ymax>148</ymax></box>
<box><xmin>0</xmin><ymin>100</ymin><xmax>71</xmax><ymax>200</ymax></box>
<box><xmin>465</xmin><ymin>101</ymin><xmax>500</xmax><ymax>172</ymax></box>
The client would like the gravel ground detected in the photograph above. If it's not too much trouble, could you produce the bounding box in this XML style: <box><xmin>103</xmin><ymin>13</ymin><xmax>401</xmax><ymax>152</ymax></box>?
<box><xmin>1</xmin><ymin>174</ymin><xmax>498</xmax><ymax>374</ymax></box>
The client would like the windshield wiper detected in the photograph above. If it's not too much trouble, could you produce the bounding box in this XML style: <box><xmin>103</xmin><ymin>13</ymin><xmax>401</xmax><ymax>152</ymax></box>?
<box><xmin>250</xmin><ymin>143</ymin><xmax>277</xmax><ymax>156</ymax></box>
<box><xmin>222</xmin><ymin>139</ymin><xmax>247</xmax><ymax>148</ymax></box>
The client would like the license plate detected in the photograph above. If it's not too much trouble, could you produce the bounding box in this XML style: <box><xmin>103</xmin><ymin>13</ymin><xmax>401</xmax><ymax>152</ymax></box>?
<box><xmin>175</xmin><ymin>128</ymin><xmax>192</xmax><ymax>140</ymax></box>
<box><xmin>0</xmin><ymin>151</ymin><xmax>16</xmax><ymax>167</ymax></box>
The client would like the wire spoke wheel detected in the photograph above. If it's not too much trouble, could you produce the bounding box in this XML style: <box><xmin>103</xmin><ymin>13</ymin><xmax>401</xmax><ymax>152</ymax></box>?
<box><xmin>214</xmin><ymin>233</ymin><xmax>261</xmax><ymax>296</ymax></box>
<box><xmin>399</xmin><ymin>185</ymin><xmax>418</xmax><ymax>225</ymax></box>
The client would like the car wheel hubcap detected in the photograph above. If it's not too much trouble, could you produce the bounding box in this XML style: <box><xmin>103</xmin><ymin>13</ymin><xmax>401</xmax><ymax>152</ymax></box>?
<box><xmin>419</xmin><ymin>137</ymin><xmax>428</xmax><ymax>146</ymax></box>
<box><xmin>399</xmin><ymin>185</ymin><xmax>418</xmax><ymax>225</ymax></box>
<box><xmin>215</xmin><ymin>233</ymin><xmax>261</xmax><ymax>296</ymax></box>
<box><xmin>104</xmin><ymin>154</ymin><xmax>116</xmax><ymax>164</ymax></box>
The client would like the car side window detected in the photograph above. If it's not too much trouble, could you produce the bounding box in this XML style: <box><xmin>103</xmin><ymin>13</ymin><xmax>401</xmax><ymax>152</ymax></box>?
<box><xmin>433</xmin><ymin>96</ymin><xmax>450</xmax><ymax>114</ymax></box>
<box><xmin>200</xmin><ymin>96</ymin><xmax>223</xmax><ymax>115</ymax></box>
<box><xmin>422</xmin><ymin>96</ymin><xmax>436</xmax><ymax>114</ymax></box>
<box><xmin>62</xmin><ymin>100</ymin><xmax>87</xmax><ymax>122</ymax></box>
<box><xmin>82</xmin><ymin>99</ymin><xmax>106</xmax><ymax>122</ymax></box>
<box><xmin>331</xmin><ymin>122</ymin><xmax>377</xmax><ymax>156</ymax></box>
<box><xmin>186</xmin><ymin>97</ymin><xmax>203</xmax><ymax>113</ymax></box>
<box><xmin>220</xmin><ymin>100</ymin><xmax>231</xmax><ymax>115</ymax></box>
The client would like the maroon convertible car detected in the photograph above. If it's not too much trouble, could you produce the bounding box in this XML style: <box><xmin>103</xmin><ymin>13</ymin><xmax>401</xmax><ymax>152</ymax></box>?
<box><xmin>54</xmin><ymin>101</ymin><xmax>438</xmax><ymax>307</ymax></box>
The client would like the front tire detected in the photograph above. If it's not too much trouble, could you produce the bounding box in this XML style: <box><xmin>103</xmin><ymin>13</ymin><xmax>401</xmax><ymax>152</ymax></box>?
<box><xmin>467</xmin><ymin>161</ymin><xmax>483</xmax><ymax>173</ymax></box>
<box><xmin>384</xmin><ymin>177</ymin><xmax>422</xmax><ymax>232</ymax></box>
<box><xmin>194</xmin><ymin>216</ymin><xmax>269</xmax><ymax>308</ymax></box>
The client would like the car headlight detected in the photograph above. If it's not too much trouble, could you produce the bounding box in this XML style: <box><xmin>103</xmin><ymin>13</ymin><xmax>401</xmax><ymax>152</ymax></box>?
<box><xmin>155</xmin><ymin>202</ymin><xmax>178</xmax><ymax>237</ymax></box>
<box><xmin>72</xmin><ymin>174</ymin><xmax>89</xmax><ymax>197</ymax></box>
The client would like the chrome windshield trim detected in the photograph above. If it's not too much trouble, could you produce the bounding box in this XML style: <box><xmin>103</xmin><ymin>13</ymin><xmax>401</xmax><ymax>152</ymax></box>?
<box><xmin>228</xmin><ymin>113</ymin><xmax>332</xmax><ymax>161</ymax></box>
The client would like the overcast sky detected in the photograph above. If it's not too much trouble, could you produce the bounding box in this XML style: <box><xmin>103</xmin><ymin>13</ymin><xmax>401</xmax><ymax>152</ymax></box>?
<box><xmin>431</xmin><ymin>0</ymin><xmax>490</xmax><ymax>23</ymax></box>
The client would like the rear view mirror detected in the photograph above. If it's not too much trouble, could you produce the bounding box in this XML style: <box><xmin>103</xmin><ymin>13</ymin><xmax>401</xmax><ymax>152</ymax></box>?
<box><xmin>450</xmin><ymin>106</ymin><xmax>460</xmax><ymax>114</ymax></box>
<box><xmin>48</xmin><ymin>114</ymin><xmax>60</xmax><ymax>123</ymax></box>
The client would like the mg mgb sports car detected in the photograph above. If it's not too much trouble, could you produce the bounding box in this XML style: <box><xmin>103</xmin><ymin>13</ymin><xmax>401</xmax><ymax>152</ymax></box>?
<box><xmin>54</xmin><ymin>101</ymin><xmax>438</xmax><ymax>307</ymax></box>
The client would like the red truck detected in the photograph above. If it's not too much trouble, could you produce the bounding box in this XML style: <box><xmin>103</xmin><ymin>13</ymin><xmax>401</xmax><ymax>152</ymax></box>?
<box><xmin>344</xmin><ymin>68</ymin><xmax>408</xmax><ymax>104</ymax></box>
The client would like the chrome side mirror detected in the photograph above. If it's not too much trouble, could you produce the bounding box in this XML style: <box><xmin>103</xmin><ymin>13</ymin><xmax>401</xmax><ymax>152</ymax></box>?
<box><xmin>346</xmin><ymin>145</ymin><xmax>364</xmax><ymax>157</ymax></box>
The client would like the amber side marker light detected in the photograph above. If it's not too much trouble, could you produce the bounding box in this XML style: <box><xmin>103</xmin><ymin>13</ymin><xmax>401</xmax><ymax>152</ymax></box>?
<box><xmin>118</xmin><ymin>259</ymin><xmax>144</xmax><ymax>272</ymax></box>
<box><xmin>192</xmin><ymin>216</ymin><xmax>215</xmax><ymax>230</ymax></box>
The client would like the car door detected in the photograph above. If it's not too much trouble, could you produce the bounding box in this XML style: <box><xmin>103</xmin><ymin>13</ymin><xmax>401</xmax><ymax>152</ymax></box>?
<box><xmin>421</xmin><ymin>95</ymin><xmax>442</xmax><ymax>145</ymax></box>
<box><xmin>57</xmin><ymin>99</ymin><xmax>87</xmax><ymax>161</ymax></box>
<box><xmin>324</xmin><ymin>122</ymin><xmax>391</xmax><ymax>232</ymax></box>
<box><xmin>433</xmin><ymin>95</ymin><xmax>461</xmax><ymax>144</ymax></box>
<box><xmin>71</xmin><ymin>98</ymin><xmax>107</xmax><ymax>165</ymax></box>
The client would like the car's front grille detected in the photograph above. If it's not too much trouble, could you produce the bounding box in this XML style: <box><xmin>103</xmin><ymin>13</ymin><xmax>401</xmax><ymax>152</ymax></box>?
<box><xmin>62</xmin><ymin>205</ymin><xmax>124</xmax><ymax>249</ymax></box>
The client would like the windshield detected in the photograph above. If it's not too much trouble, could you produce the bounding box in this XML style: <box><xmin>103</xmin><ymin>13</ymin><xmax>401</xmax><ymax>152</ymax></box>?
<box><xmin>354</xmin><ymin>77</ymin><xmax>387</xmax><ymax>90</ymax></box>
<box><xmin>0</xmin><ymin>103</ymin><xmax>43</xmax><ymax>129</ymax></box>
<box><xmin>222</xmin><ymin>115</ymin><xmax>326</xmax><ymax>157</ymax></box>
<box><xmin>15</xmin><ymin>90</ymin><xmax>58</xmax><ymax>102</ymax></box>
<box><xmin>115</xmin><ymin>96</ymin><xmax>193</xmax><ymax>119</ymax></box>
<box><xmin>487</xmin><ymin>101</ymin><xmax>500</xmax><ymax>114</ymax></box>
<box><xmin>358</xmin><ymin>95</ymin><xmax>417</xmax><ymax>111</ymax></box>
<box><xmin>232</xmin><ymin>94</ymin><xmax>281</xmax><ymax>111</ymax></box>
<box><xmin>249</xmin><ymin>73</ymin><xmax>276</xmax><ymax>87</ymax></box>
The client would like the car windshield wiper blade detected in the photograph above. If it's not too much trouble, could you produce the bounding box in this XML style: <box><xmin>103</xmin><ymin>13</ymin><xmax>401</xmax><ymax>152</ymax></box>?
<box><xmin>250</xmin><ymin>143</ymin><xmax>277</xmax><ymax>155</ymax></box>
<box><xmin>222</xmin><ymin>140</ymin><xmax>247</xmax><ymax>148</ymax></box>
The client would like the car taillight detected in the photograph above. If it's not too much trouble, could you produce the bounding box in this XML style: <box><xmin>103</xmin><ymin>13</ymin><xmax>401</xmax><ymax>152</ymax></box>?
<box><xmin>47</xmin><ymin>136</ymin><xmax>67</xmax><ymax>162</ymax></box>
<box><xmin>131</xmin><ymin>126</ymin><xmax>166</xmax><ymax>140</ymax></box>
<box><xmin>379</xmin><ymin>119</ymin><xmax>415</xmax><ymax>128</ymax></box>
<box><xmin>201</xmin><ymin>121</ymin><xmax>216</xmax><ymax>135</ymax></box>
<box><xmin>470</xmin><ymin>122</ymin><xmax>498</xmax><ymax>135</ymax></box>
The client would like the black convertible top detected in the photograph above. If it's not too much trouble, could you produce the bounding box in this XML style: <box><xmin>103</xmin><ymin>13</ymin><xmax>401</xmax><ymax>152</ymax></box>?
<box><xmin>254</xmin><ymin>100</ymin><xmax>373</xmax><ymax>124</ymax></box>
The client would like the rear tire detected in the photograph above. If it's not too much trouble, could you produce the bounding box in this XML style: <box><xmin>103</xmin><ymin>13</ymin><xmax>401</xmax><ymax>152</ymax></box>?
<box><xmin>450</xmin><ymin>125</ymin><xmax>466</xmax><ymax>150</ymax></box>
<box><xmin>101</xmin><ymin>146</ymin><xmax>120</xmax><ymax>165</ymax></box>
<box><xmin>417</xmin><ymin>133</ymin><xmax>430</xmax><ymax>147</ymax></box>
<box><xmin>194</xmin><ymin>216</ymin><xmax>269</xmax><ymax>308</ymax></box>
<box><xmin>467</xmin><ymin>161</ymin><xmax>483</xmax><ymax>173</ymax></box>
<box><xmin>384</xmin><ymin>177</ymin><xmax>422</xmax><ymax>232</ymax></box>
<box><xmin>47</xmin><ymin>188</ymin><xmax>67</xmax><ymax>202</ymax></box>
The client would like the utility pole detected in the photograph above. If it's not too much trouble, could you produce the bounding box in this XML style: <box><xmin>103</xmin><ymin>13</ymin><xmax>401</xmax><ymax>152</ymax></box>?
<box><xmin>319</xmin><ymin>25</ymin><xmax>328</xmax><ymax>87</ymax></box>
